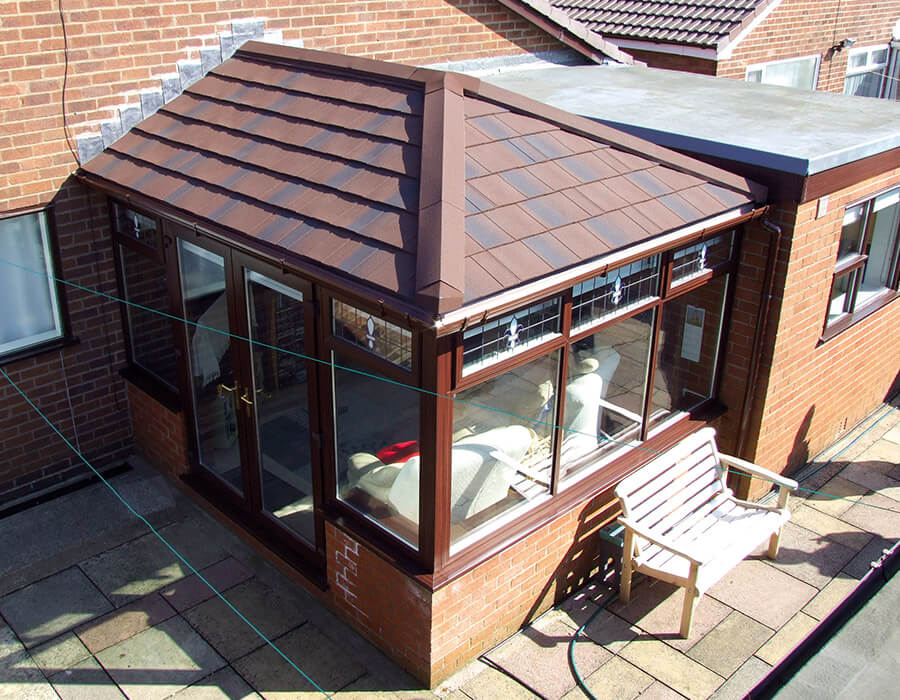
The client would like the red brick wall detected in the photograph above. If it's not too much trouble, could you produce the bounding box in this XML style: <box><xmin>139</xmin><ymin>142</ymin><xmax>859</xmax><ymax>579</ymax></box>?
<box><xmin>739</xmin><ymin>168</ymin><xmax>900</xmax><ymax>495</ymax></box>
<box><xmin>125</xmin><ymin>381</ymin><xmax>189</xmax><ymax>478</ymax></box>
<box><xmin>716</xmin><ymin>0</ymin><xmax>900</xmax><ymax>92</ymax></box>
<box><xmin>0</xmin><ymin>182</ymin><xmax>132</xmax><ymax>505</ymax></box>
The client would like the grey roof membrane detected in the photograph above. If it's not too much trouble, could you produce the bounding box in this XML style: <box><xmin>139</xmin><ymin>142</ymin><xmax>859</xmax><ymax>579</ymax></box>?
<box><xmin>486</xmin><ymin>64</ymin><xmax>900</xmax><ymax>176</ymax></box>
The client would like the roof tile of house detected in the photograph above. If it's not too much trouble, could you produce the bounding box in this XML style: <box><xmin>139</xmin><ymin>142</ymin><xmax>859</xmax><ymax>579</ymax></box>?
<box><xmin>549</xmin><ymin>0</ymin><xmax>767</xmax><ymax>48</ymax></box>
<box><xmin>80</xmin><ymin>42</ymin><xmax>762</xmax><ymax>319</ymax></box>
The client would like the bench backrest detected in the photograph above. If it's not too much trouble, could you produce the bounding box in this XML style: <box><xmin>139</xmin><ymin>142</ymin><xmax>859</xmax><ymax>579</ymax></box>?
<box><xmin>615</xmin><ymin>427</ymin><xmax>729</xmax><ymax>557</ymax></box>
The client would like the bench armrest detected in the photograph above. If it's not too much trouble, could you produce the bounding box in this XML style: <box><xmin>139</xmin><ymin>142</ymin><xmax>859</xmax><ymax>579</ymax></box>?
<box><xmin>618</xmin><ymin>516</ymin><xmax>707</xmax><ymax>566</ymax></box>
<box><xmin>719</xmin><ymin>454</ymin><xmax>798</xmax><ymax>491</ymax></box>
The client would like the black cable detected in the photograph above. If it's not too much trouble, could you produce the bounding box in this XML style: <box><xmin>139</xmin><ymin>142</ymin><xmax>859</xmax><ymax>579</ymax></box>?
<box><xmin>58</xmin><ymin>0</ymin><xmax>80</xmax><ymax>166</ymax></box>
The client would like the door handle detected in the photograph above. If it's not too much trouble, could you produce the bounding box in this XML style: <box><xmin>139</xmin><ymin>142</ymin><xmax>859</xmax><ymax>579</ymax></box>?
<box><xmin>239</xmin><ymin>388</ymin><xmax>254</xmax><ymax>415</ymax></box>
<box><xmin>217</xmin><ymin>382</ymin><xmax>238</xmax><ymax>397</ymax></box>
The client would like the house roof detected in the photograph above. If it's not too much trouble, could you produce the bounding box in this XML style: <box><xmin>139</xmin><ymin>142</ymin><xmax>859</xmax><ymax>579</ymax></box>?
<box><xmin>486</xmin><ymin>63</ymin><xmax>900</xmax><ymax>178</ymax></box>
<box><xmin>524</xmin><ymin>0</ymin><xmax>773</xmax><ymax>50</ymax></box>
<box><xmin>79</xmin><ymin>42</ymin><xmax>763</xmax><ymax>322</ymax></box>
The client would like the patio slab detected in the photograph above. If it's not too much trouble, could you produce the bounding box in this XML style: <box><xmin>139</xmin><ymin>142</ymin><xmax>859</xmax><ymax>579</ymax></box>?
<box><xmin>182</xmin><ymin>578</ymin><xmax>310</xmax><ymax>662</ymax></box>
<box><xmin>0</xmin><ymin>567</ymin><xmax>112</xmax><ymax>648</ymax></box>
<box><xmin>802</xmin><ymin>575</ymin><xmax>859</xmax><ymax>620</ymax></box>
<box><xmin>804</xmin><ymin>476</ymin><xmax>864</xmax><ymax>518</ymax></box>
<box><xmin>619</xmin><ymin>636</ymin><xmax>724</xmax><ymax>700</ymax></box>
<box><xmin>167</xmin><ymin>666</ymin><xmax>261</xmax><ymax>699</ymax></box>
<box><xmin>840</xmin><ymin>492</ymin><xmax>900</xmax><ymax>539</ymax></box>
<box><xmin>686</xmin><ymin>611</ymin><xmax>772</xmax><ymax>678</ymax></box>
<box><xmin>95</xmin><ymin>616</ymin><xmax>226</xmax><ymax>700</ymax></box>
<box><xmin>49</xmin><ymin>655</ymin><xmax>126</xmax><ymax>700</ymax></box>
<box><xmin>232</xmin><ymin>623</ymin><xmax>367</xmax><ymax>698</ymax></box>
<box><xmin>75</xmin><ymin>592</ymin><xmax>175</xmax><ymax>654</ymax></box>
<box><xmin>706</xmin><ymin>559</ymin><xmax>817</xmax><ymax>630</ymax></box>
<box><xmin>484</xmin><ymin>615</ymin><xmax>612</xmax><ymax>700</ymax></box>
<box><xmin>709</xmin><ymin>656</ymin><xmax>771</xmax><ymax>700</ymax></box>
<box><xmin>79</xmin><ymin>517</ymin><xmax>231</xmax><ymax>608</ymax></box>
<box><xmin>458</xmin><ymin>665</ymin><xmax>541</xmax><ymax>699</ymax></box>
<box><xmin>759</xmin><ymin>522</ymin><xmax>857</xmax><ymax>589</ymax></box>
<box><xmin>755</xmin><ymin>611</ymin><xmax>818</xmax><ymax>665</ymax></box>
<box><xmin>788</xmin><ymin>503</ymin><xmax>873</xmax><ymax>551</ymax></box>
<box><xmin>161</xmin><ymin>556</ymin><xmax>253</xmax><ymax>612</ymax></box>
<box><xmin>28</xmin><ymin>631</ymin><xmax>91</xmax><ymax>674</ymax></box>
<box><xmin>561</xmin><ymin>655</ymin><xmax>654</xmax><ymax>700</ymax></box>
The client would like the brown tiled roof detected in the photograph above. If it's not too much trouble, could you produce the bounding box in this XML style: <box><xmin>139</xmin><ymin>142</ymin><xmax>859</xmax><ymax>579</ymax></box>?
<box><xmin>80</xmin><ymin>42</ymin><xmax>763</xmax><ymax>319</ymax></box>
<box><xmin>546</xmin><ymin>1</ymin><xmax>769</xmax><ymax>49</ymax></box>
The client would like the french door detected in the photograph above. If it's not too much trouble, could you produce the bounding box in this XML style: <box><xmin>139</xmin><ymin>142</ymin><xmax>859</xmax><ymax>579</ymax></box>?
<box><xmin>173</xmin><ymin>229</ymin><xmax>323</xmax><ymax>569</ymax></box>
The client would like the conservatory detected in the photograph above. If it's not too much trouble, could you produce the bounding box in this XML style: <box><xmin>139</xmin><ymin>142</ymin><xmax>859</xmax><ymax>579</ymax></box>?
<box><xmin>78</xmin><ymin>42</ymin><xmax>766</xmax><ymax>682</ymax></box>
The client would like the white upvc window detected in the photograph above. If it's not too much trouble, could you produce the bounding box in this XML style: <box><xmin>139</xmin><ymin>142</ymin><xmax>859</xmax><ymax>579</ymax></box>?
<box><xmin>0</xmin><ymin>210</ymin><xmax>65</xmax><ymax>357</ymax></box>
<box><xmin>746</xmin><ymin>54</ymin><xmax>821</xmax><ymax>90</ymax></box>
<box><xmin>843</xmin><ymin>44</ymin><xmax>891</xmax><ymax>98</ymax></box>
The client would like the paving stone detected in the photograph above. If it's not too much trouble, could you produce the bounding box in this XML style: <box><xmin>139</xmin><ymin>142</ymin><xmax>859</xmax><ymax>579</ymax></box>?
<box><xmin>755</xmin><ymin>611</ymin><xmax>818</xmax><ymax>666</ymax></box>
<box><xmin>802</xmin><ymin>575</ymin><xmax>859</xmax><ymax>620</ymax></box>
<box><xmin>233</xmin><ymin>623</ymin><xmax>366</xmax><ymax>698</ymax></box>
<box><xmin>581</xmin><ymin>607</ymin><xmax>640</xmax><ymax>654</ymax></box>
<box><xmin>49</xmin><ymin>655</ymin><xmax>126</xmax><ymax>700</ymax></box>
<box><xmin>0</xmin><ymin>649</ymin><xmax>59</xmax><ymax>700</ymax></box>
<box><xmin>620</xmin><ymin>636</ymin><xmax>723</xmax><ymax>700</ymax></box>
<box><xmin>788</xmin><ymin>504</ymin><xmax>873</xmax><ymax>551</ymax></box>
<box><xmin>839</xmin><ymin>462</ymin><xmax>900</xmax><ymax>496</ymax></box>
<box><xmin>804</xmin><ymin>476</ymin><xmax>865</xmax><ymax>519</ymax></box>
<box><xmin>459</xmin><ymin>665</ymin><xmax>540</xmax><ymax>699</ymax></box>
<box><xmin>167</xmin><ymin>666</ymin><xmax>261</xmax><ymax>699</ymax></box>
<box><xmin>841</xmin><ymin>534</ymin><xmax>897</xmax><ymax>579</ymax></box>
<box><xmin>95</xmin><ymin>616</ymin><xmax>226</xmax><ymax>700</ymax></box>
<box><xmin>484</xmin><ymin>616</ymin><xmax>612</xmax><ymax>700</ymax></box>
<box><xmin>706</xmin><ymin>559</ymin><xmax>817</xmax><ymax>630</ymax></box>
<box><xmin>161</xmin><ymin>557</ymin><xmax>253</xmax><ymax>612</ymax></box>
<box><xmin>561</xmin><ymin>655</ymin><xmax>654</xmax><ymax>700</ymax></box>
<box><xmin>80</xmin><ymin>519</ymin><xmax>230</xmax><ymax>607</ymax></box>
<box><xmin>635</xmin><ymin>681</ymin><xmax>687</xmax><ymax>699</ymax></box>
<box><xmin>0</xmin><ymin>567</ymin><xmax>112</xmax><ymax>647</ymax></box>
<box><xmin>28</xmin><ymin>632</ymin><xmax>91</xmax><ymax>674</ymax></box>
<box><xmin>75</xmin><ymin>592</ymin><xmax>175</xmax><ymax>654</ymax></box>
<box><xmin>686</xmin><ymin>611</ymin><xmax>772</xmax><ymax>677</ymax></box>
<box><xmin>709</xmin><ymin>656</ymin><xmax>771</xmax><ymax>700</ymax></box>
<box><xmin>856</xmin><ymin>436</ymin><xmax>900</xmax><ymax>463</ymax></box>
<box><xmin>756</xmin><ymin>522</ymin><xmax>857</xmax><ymax>589</ymax></box>
<box><xmin>882</xmin><ymin>422</ymin><xmax>900</xmax><ymax>445</ymax></box>
<box><xmin>840</xmin><ymin>492</ymin><xmax>900</xmax><ymax>539</ymax></box>
<box><xmin>0</xmin><ymin>624</ymin><xmax>25</xmax><ymax>664</ymax></box>
<box><xmin>609</xmin><ymin>578</ymin><xmax>731</xmax><ymax>651</ymax></box>
<box><xmin>329</xmin><ymin>672</ymin><xmax>428</xmax><ymax>699</ymax></box>
<box><xmin>183</xmin><ymin>578</ymin><xmax>309</xmax><ymax>662</ymax></box>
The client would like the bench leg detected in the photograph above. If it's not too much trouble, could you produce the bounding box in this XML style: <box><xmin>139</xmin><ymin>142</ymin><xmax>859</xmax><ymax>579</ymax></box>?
<box><xmin>620</xmin><ymin>529</ymin><xmax>634</xmax><ymax>603</ymax></box>
<box><xmin>680</xmin><ymin>588</ymin><xmax>699</xmax><ymax>639</ymax></box>
<box><xmin>768</xmin><ymin>529</ymin><xmax>781</xmax><ymax>559</ymax></box>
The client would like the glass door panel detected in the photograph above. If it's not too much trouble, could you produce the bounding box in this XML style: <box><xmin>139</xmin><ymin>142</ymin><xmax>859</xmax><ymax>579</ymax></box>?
<box><xmin>246</xmin><ymin>271</ymin><xmax>316</xmax><ymax>544</ymax></box>
<box><xmin>178</xmin><ymin>239</ymin><xmax>243</xmax><ymax>494</ymax></box>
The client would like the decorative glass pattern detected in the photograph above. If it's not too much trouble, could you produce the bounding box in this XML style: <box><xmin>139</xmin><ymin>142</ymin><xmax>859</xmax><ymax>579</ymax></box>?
<box><xmin>671</xmin><ymin>231</ymin><xmax>734</xmax><ymax>285</ymax></box>
<box><xmin>571</xmin><ymin>255</ymin><xmax>660</xmax><ymax>331</ymax></box>
<box><xmin>332</xmin><ymin>299</ymin><xmax>412</xmax><ymax>370</ymax></box>
<box><xmin>462</xmin><ymin>298</ymin><xmax>561</xmax><ymax>375</ymax></box>
<box><xmin>113</xmin><ymin>202</ymin><xmax>158</xmax><ymax>249</ymax></box>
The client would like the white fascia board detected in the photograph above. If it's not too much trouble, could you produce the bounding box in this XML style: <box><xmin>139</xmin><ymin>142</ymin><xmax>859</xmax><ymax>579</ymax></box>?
<box><xmin>608</xmin><ymin>38</ymin><xmax>717</xmax><ymax>60</ymax></box>
<box><xmin>718</xmin><ymin>0</ymin><xmax>785</xmax><ymax>60</ymax></box>
<box><xmin>434</xmin><ymin>205</ymin><xmax>755</xmax><ymax>329</ymax></box>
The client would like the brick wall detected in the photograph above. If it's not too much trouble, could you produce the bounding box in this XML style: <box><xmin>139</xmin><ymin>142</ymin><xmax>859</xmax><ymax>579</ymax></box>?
<box><xmin>716</xmin><ymin>0</ymin><xmax>900</xmax><ymax>92</ymax></box>
<box><xmin>0</xmin><ymin>181</ymin><xmax>132</xmax><ymax>505</ymax></box>
<box><xmin>739</xmin><ymin>168</ymin><xmax>900</xmax><ymax>495</ymax></box>
<box><xmin>627</xmin><ymin>48</ymin><xmax>716</xmax><ymax>75</ymax></box>
<box><xmin>125</xmin><ymin>381</ymin><xmax>189</xmax><ymax>479</ymax></box>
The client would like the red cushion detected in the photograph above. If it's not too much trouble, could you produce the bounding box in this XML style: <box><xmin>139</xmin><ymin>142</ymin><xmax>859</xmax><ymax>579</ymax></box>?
<box><xmin>377</xmin><ymin>440</ymin><xmax>419</xmax><ymax>464</ymax></box>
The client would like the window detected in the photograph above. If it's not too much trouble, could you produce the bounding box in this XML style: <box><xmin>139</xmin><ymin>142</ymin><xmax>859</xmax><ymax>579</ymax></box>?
<box><xmin>843</xmin><ymin>45</ymin><xmax>891</xmax><ymax>98</ymax></box>
<box><xmin>826</xmin><ymin>189</ymin><xmax>900</xmax><ymax>332</ymax></box>
<box><xmin>746</xmin><ymin>55</ymin><xmax>820</xmax><ymax>90</ymax></box>
<box><xmin>447</xmin><ymin>230</ymin><xmax>737</xmax><ymax>550</ymax></box>
<box><xmin>0</xmin><ymin>210</ymin><xmax>65</xmax><ymax>358</ymax></box>
<box><xmin>333</xmin><ymin>352</ymin><xmax>421</xmax><ymax>548</ymax></box>
<box><xmin>333</xmin><ymin>300</ymin><xmax>412</xmax><ymax>370</ymax></box>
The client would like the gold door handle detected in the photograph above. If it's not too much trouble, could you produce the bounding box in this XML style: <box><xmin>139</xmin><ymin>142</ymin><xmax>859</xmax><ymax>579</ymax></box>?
<box><xmin>217</xmin><ymin>382</ymin><xmax>238</xmax><ymax>397</ymax></box>
<box><xmin>239</xmin><ymin>389</ymin><xmax>254</xmax><ymax>414</ymax></box>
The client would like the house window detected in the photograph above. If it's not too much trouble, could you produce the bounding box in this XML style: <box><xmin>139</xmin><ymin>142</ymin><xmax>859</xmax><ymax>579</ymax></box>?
<box><xmin>826</xmin><ymin>189</ymin><xmax>900</xmax><ymax>332</ymax></box>
<box><xmin>746</xmin><ymin>55</ymin><xmax>820</xmax><ymax>90</ymax></box>
<box><xmin>447</xmin><ymin>229</ymin><xmax>737</xmax><ymax>551</ymax></box>
<box><xmin>0</xmin><ymin>210</ymin><xmax>65</xmax><ymax>358</ymax></box>
<box><xmin>333</xmin><ymin>300</ymin><xmax>413</xmax><ymax>370</ymax></box>
<box><xmin>843</xmin><ymin>45</ymin><xmax>891</xmax><ymax>98</ymax></box>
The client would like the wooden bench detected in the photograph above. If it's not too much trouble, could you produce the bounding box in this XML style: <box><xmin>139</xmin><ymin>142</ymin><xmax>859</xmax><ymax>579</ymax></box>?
<box><xmin>615</xmin><ymin>427</ymin><xmax>798</xmax><ymax>637</ymax></box>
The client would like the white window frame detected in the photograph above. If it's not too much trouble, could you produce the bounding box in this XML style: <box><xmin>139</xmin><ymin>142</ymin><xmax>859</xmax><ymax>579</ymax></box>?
<box><xmin>745</xmin><ymin>54</ymin><xmax>821</xmax><ymax>90</ymax></box>
<box><xmin>0</xmin><ymin>210</ymin><xmax>65</xmax><ymax>357</ymax></box>
<box><xmin>843</xmin><ymin>44</ymin><xmax>891</xmax><ymax>97</ymax></box>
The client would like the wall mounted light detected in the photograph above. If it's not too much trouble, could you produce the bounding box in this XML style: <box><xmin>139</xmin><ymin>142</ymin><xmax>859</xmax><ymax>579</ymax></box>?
<box><xmin>833</xmin><ymin>37</ymin><xmax>857</xmax><ymax>52</ymax></box>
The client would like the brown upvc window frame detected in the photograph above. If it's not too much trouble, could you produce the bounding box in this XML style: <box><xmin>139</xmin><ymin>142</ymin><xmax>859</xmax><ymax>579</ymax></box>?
<box><xmin>822</xmin><ymin>188</ymin><xmax>900</xmax><ymax>341</ymax></box>
<box><xmin>436</xmin><ymin>228</ymin><xmax>739</xmax><ymax>566</ymax></box>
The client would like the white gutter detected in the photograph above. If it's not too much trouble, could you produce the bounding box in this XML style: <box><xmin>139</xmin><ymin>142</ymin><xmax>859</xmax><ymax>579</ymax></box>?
<box><xmin>434</xmin><ymin>204</ymin><xmax>755</xmax><ymax>329</ymax></box>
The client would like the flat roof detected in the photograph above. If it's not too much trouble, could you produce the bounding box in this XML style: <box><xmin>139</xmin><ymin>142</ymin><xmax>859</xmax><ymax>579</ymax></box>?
<box><xmin>486</xmin><ymin>64</ymin><xmax>900</xmax><ymax>176</ymax></box>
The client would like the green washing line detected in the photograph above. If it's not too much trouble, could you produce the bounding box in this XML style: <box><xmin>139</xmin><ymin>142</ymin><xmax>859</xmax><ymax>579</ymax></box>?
<box><xmin>0</xmin><ymin>366</ymin><xmax>333</xmax><ymax>699</ymax></box>
<box><xmin>1</xmin><ymin>255</ymin><xmax>896</xmax><ymax>512</ymax></box>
